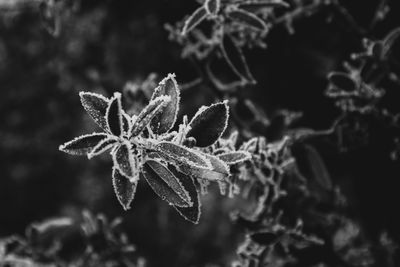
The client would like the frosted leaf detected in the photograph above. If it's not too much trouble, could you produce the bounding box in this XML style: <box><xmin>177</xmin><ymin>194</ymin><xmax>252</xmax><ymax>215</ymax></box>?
<box><xmin>87</xmin><ymin>137</ymin><xmax>118</xmax><ymax>159</ymax></box>
<box><xmin>238</xmin><ymin>0</ymin><xmax>289</xmax><ymax>10</ymax></box>
<box><xmin>181</xmin><ymin>6</ymin><xmax>208</xmax><ymax>36</ymax></box>
<box><xmin>220</xmin><ymin>35</ymin><xmax>255</xmax><ymax>83</ymax></box>
<box><xmin>170</xmin><ymin>166</ymin><xmax>201</xmax><ymax>224</ymax></box>
<box><xmin>154</xmin><ymin>141</ymin><xmax>212</xmax><ymax>169</ymax></box>
<box><xmin>112</xmin><ymin>142</ymin><xmax>136</xmax><ymax>178</ymax></box>
<box><xmin>122</xmin><ymin>111</ymin><xmax>131</xmax><ymax>134</ymax></box>
<box><xmin>205</xmin><ymin>0</ymin><xmax>220</xmax><ymax>15</ymax></box>
<box><xmin>179</xmin><ymin>154</ymin><xmax>230</xmax><ymax>181</ymax></box>
<box><xmin>106</xmin><ymin>93</ymin><xmax>123</xmax><ymax>137</ymax></box>
<box><xmin>227</xmin><ymin>7</ymin><xmax>268</xmax><ymax>31</ymax></box>
<box><xmin>160</xmin><ymin>131</ymin><xmax>178</xmax><ymax>141</ymax></box>
<box><xmin>132</xmin><ymin>95</ymin><xmax>171</xmax><ymax>136</ymax></box>
<box><xmin>186</xmin><ymin>101</ymin><xmax>229</xmax><ymax>147</ymax></box>
<box><xmin>112</xmin><ymin>167</ymin><xmax>137</xmax><ymax>211</ymax></box>
<box><xmin>59</xmin><ymin>133</ymin><xmax>108</xmax><ymax>155</ymax></box>
<box><xmin>328</xmin><ymin>72</ymin><xmax>357</xmax><ymax>92</ymax></box>
<box><xmin>142</xmin><ymin>160</ymin><xmax>192</xmax><ymax>207</ymax></box>
<box><xmin>218</xmin><ymin>151</ymin><xmax>252</xmax><ymax>165</ymax></box>
<box><xmin>144</xmin><ymin>160</ymin><xmax>191</xmax><ymax>206</ymax></box>
<box><xmin>150</xmin><ymin>74</ymin><xmax>180</xmax><ymax>134</ymax></box>
<box><xmin>79</xmin><ymin>92</ymin><xmax>110</xmax><ymax>131</ymax></box>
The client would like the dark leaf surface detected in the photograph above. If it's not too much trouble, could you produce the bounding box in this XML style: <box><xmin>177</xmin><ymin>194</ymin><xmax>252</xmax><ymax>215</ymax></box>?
<box><xmin>106</xmin><ymin>93</ymin><xmax>123</xmax><ymax>137</ymax></box>
<box><xmin>250</xmin><ymin>231</ymin><xmax>280</xmax><ymax>245</ymax></box>
<box><xmin>142</xmin><ymin>160</ymin><xmax>192</xmax><ymax>207</ymax></box>
<box><xmin>179</xmin><ymin>154</ymin><xmax>230</xmax><ymax>181</ymax></box>
<box><xmin>186</xmin><ymin>102</ymin><xmax>229</xmax><ymax>147</ymax></box>
<box><xmin>170</xmin><ymin>166</ymin><xmax>201</xmax><ymax>224</ymax></box>
<box><xmin>112</xmin><ymin>168</ymin><xmax>137</xmax><ymax>210</ymax></box>
<box><xmin>150</xmin><ymin>74</ymin><xmax>180</xmax><ymax>134</ymax></box>
<box><xmin>154</xmin><ymin>141</ymin><xmax>211</xmax><ymax>168</ymax></box>
<box><xmin>328</xmin><ymin>72</ymin><xmax>357</xmax><ymax>92</ymax></box>
<box><xmin>220</xmin><ymin>35</ymin><xmax>255</xmax><ymax>83</ymax></box>
<box><xmin>113</xmin><ymin>143</ymin><xmax>135</xmax><ymax>178</ymax></box>
<box><xmin>79</xmin><ymin>92</ymin><xmax>110</xmax><ymax>131</ymax></box>
<box><xmin>88</xmin><ymin>138</ymin><xmax>117</xmax><ymax>159</ymax></box>
<box><xmin>132</xmin><ymin>95</ymin><xmax>171</xmax><ymax>136</ymax></box>
<box><xmin>59</xmin><ymin>133</ymin><xmax>108</xmax><ymax>155</ymax></box>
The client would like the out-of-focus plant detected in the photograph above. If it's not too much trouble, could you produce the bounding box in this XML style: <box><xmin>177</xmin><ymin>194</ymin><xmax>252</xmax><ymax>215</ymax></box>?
<box><xmin>326</xmin><ymin>27</ymin><xmax>400</xmax><ymax>155</ymax></box>
<box><xmin>0</xmin><ymin>211</ymin><xmax>145</xmax><ymax>267</ymax></box>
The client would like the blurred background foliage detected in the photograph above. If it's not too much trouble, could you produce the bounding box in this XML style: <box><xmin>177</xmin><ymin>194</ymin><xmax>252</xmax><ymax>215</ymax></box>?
<box><xmin>1</xmin><ymin>0</ymin><xmax>400</xmax><ymax>266</ymax></box>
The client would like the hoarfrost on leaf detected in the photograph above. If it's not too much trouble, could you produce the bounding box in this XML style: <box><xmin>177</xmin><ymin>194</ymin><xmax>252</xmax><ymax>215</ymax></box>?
<box><xmin>170</xmin><ymin>166</ymin><xmax>201</xmax><ymax>224</ymax></box>
<box><xmin>154</xmin><ymin>141</ymin><xmax>212</xmax><ymax>169</ymax></box>
<box><xmin>112</xmin><ymin>168</ymin><xmax>137</xmax><ymax>211</ymax></box>
<box><xmin>181</xmin><ymin>6</ymin><xmax>208</xmax><ymax>36</ymax></box>
<box><xmin>106</xmin><ymin>93</ymin><xmax>124</xmax><ymax>137</ymax></box>
<box><xmin>131</xmin><ymin>95</ymin><xmax>171</xmax><ymax>136</ymax></box>
<box><xmin>150</xmin><ymin>73</ymin><xmax>180</xmax><ymax>134</ymax></box>
<box><xmin>142</xmin><ymin>160</ymin><xmax>192</xmax><ymax>207</ymax></box>
<box><xmin>179</xmin><ymin>153</ymin><xmax>230</xmax><ymax>181</ymax></box>
<box><xmin>186</xmin><ymin>101</ymin><xmax>229</xmax><ymax>147</ymax></box>
<box><xmin>59</xmin><ymin>133</ymin><xmax>108</xmax><ymax>156</ymax></box>
<box><xmin>220</xmin><ymin>35</ymin><xmax>255</xmax><ymax>83</ymax></box>
<box><xmin>79</xmin><ymin>91</ymin><xmax>110</xmax><ymax>131</ymax></box>
<box><xmin>218</xmin><ymin>151</ymin><xmax>252</xmax><ymax>165</ymax></box>
<box><xmin>112</xmin><ymin>142</ymin><xmax>137</xmax><ymax>179</ymax></box>
<box><xmin>87</xmin><ymin>137</ymin><xmax>118</xmax><ymax>159</ymax></box>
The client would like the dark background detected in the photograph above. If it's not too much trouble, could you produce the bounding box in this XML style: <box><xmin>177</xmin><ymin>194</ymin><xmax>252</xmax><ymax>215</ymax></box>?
<box><xmin>1</xmin><ymin>0</ymin><xmax>399</xmax><ymax>266</ymax></box>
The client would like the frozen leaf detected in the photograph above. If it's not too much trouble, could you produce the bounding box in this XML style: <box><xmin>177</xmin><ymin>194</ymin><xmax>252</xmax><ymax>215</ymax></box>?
<box><xmin>154</xmin><ymin>141</ymin><xmax>212</xmax><ymax>169</ymax></box>
<box><xmin>59</xmin><ymin>133</ymin><xmax>108</xmax><ymax>155</ymax></box>
<box><xmin>170</xmin><ymin>166</ymin><xmax>201</xmax><ymax>224</ymax></box>
<box><xmin>122</xmin><ymin>111</ymin><xmax>131</xmax><ymax>134</ymax></box>
<box><xmin>112</xmin><ymin>142</ymin><xmax>136</xmax><ymax>178</ymax></box>
<box><xmin>112</xmin><ymin>168</ymin><xmax>137</xmax><ymax>210</ymax></box>
<box><xmin>303</xmin><ymin>144</ymin><xmax>333</xmax><ymax>190</ymax></box>
<box><xmin>227</xmin><ymin>7</ymin><xmax>268</xmax><ymax>31</ymax></box>
<box><xmin>150</xmin><ymin>74</ymin><xmax>180</xmax><ymax>134</ymax></box>
<box><xmin>142</xmin><ymin>160</ymin><xmax>192</xmax><ymax>207</ymax></box>
<box><xmin>79</xmin><ymin>92</ymin><xmax>110</xmax><ymax>131</ymax></box>
<box><xmin>186</xmin><ymin>102</ymin><xmax>229</xmax><ymax>147</ymax></box>
<box><xmin>179</xmin><ymin>154</ymin><xmax>230</xmax><ymax>181</ymax></box>
<box><xmin>250</xmin><ymin>231</ymin><xmax>281</xmax><ymax>245</ymax></box>
<box><xmin>205</xmin><ymin>0</ymin><xmax>220</xmax><ymax>15</ymax></box>
<box><xmin>87</xmin><ymin>138</ymin><xmax>117</xmax><ymax>159</ymax></box>
<box><xmin>181</xmin><ymin>6</ymin><xmax>208</xmax><ymax>35</ymax></box>
<box><xmin>106</xmin><ymin>93</ymin><xmax>123</xmax><ymax>137</ymax></box>
<box><xmin>132</xmin><ymin>95</ymin><xmax>171</xmax><ymax>136</ymax></box>
<box><xmin>328</xmin><ymin>72</ymin><xmax>357</xmax><ymax>92</ymax></box>
<box><xmin>239</xmin><ymin>0</ymin><xmax>289</xmax><ymax>11</ymax></box>
<box><xmin>220</xmin><ymin>35</ymin><xmax>255</xmax><ymax>83</ymax></box>
<box><xmin>218</xmin><ymin>151</ymin><xmax>251</xmax><ymax>165</ymax></box>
